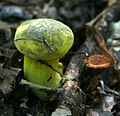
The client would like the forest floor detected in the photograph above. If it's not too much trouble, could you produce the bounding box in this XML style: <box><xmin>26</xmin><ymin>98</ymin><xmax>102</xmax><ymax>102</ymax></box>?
<box><xmin>0</xmin><ymin>0</ymin><xmax>120</xmax><ymax>116</ymax></box>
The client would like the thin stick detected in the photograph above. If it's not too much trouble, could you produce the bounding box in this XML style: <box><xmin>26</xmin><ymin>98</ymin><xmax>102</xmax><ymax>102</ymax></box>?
<box><xmin>14</xmin><ymin>38</ymin><xmax>55</xmax><ymax>52</ymax></box>
<box><xmin>20</xmin><ymin>79</ymin><xmax>61</xmax><ymax>94</ymax></box>
<box><xmin>38</xmin><ymin>60</ymin><xmax>64</xmax><ymax>77</ymax></box>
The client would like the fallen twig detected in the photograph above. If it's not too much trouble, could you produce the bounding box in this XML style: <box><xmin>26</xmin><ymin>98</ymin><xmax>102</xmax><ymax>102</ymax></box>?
<box><xmin>20</xmin><ymin>79</ymin><xmax>61</xmax><ymax>95</ymax></box>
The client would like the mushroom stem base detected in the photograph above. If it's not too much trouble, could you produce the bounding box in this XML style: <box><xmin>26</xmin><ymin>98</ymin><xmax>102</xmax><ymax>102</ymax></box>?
<box><xmin>24</xmin><ymin>55</ymin><xmax>63</xmax><ymax>100</ymax></box>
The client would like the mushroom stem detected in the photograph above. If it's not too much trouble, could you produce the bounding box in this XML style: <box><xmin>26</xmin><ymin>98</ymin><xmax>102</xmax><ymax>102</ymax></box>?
<box><xmin>24</xmin><ymin>55</ymin><xmax>63</xmax><ymax>100</ymax></box>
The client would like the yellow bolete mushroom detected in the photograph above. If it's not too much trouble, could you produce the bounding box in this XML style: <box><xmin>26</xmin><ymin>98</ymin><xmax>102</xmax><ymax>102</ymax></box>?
<box><xmin>14</xmin><ymin>18</ymin><xmax>74</xmax><ymax>100</ymax></box>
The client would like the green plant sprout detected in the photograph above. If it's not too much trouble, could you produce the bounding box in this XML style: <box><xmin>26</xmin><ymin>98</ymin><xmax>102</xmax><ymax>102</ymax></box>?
<box><xmin>14</xmin><ymin>18</ymin><xmax>74</xmax><ymax>100</ymax></box>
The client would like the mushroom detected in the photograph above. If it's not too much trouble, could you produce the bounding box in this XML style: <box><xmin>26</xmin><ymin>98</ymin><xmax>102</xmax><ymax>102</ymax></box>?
<box><xmin>84</xmin><ymin>55</ymin><xmax>111</xmax><ymax>69</ymax></box>
<box><xmin>83</xmin><ymin>54</ymin><xmax>111</xmax><ymax>91</ymax></box>
<box><xmin>84</xmin><ymin>54</ymin><xmax>111</xmax><ymax>78</ymax></box>
<box><xmin>14</xmin><ymin>18</ymin><xmax>74</xmax><ymax>100</ymax></box>
<box><xmin>83</xmin><ymin>55</ymin><xmax>111</xmax><ymax>104</ymax></box>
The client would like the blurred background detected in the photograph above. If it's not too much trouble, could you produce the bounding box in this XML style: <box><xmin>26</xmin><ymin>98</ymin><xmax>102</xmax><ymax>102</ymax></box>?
<box><xmin>0</xmin><ymin>0</ymin><xmax>120</xmax><ymax>116</ymax></box>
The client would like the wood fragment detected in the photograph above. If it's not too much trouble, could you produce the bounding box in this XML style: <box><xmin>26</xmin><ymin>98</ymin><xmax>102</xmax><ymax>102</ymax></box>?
<box><xmin>20</xmin><ymin>79</ymin><xmax>60</xmax><ymax>95</ymax></box>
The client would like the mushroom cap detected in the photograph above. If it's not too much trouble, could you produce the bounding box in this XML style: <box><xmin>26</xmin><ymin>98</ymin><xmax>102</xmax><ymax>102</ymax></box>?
<box><xmin>14</xmin><ymin>18</ymin><xmax>74</xmax><ymax>61</ymax></box>
<box><xmin>84</xmin><ymin>55</ymin><xmax>111</xmax><ymax>69</ymax></box>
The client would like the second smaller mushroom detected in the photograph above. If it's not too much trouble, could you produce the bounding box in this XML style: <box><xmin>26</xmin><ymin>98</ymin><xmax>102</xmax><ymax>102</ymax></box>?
<box><xmin>80</xmin><ymin>54</ymin><xmax>111</xmax><ymax>92</ymax></box>
<box><xmin>84</xmin><ymin>55</ymin><xmax>111</xmax><ymax>69</ymax></box>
